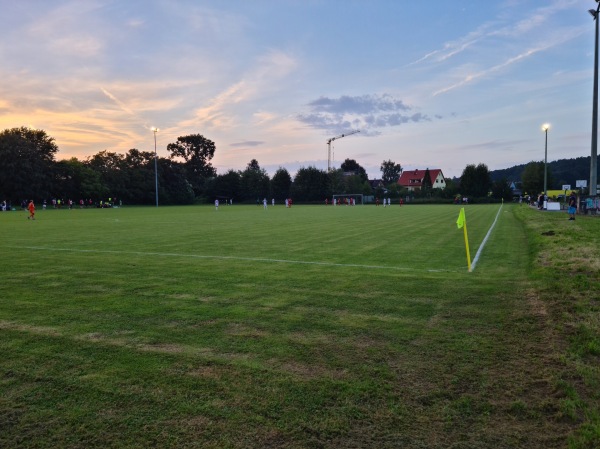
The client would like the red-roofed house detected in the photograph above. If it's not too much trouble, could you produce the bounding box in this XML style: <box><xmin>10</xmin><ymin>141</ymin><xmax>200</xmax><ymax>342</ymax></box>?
<box><xmin>398</xmin><ymin>169</ymin><xmax>446</xmax><ymax>192</ymax></box>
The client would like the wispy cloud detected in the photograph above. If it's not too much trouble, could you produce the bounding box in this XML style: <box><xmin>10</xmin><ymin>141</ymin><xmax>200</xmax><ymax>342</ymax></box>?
<box><xmin>177</xmin><ymin>49</ymin><xmax>298</xmax><ymax>131</ymax></box>
<box><xmin>410</xmin><ymin>0</ymin><xmax>580</xmax><ymax>67</ymax></box>
<box><xmin>100</xmin><ymin>88</ymin><xmax>136</xmax><ymax>117</ymax></box>
<box><xmin>408</xmin><ymin>25</ymin><xmax>490</xmax><ymax>65</ymax></box>
<box><xmin>432</xmin><ymin>27</ymin><xmax>584</xmax><ymax>96</ymax></box>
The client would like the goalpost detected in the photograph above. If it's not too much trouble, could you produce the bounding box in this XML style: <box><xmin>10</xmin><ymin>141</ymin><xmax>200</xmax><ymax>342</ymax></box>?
<box><xmin>332</xmin><ymin>194</ymin><xmax>363</xmax><ymax>205</ymax></box>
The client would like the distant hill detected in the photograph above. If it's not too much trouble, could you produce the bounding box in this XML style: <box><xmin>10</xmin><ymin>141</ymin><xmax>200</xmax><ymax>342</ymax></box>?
<box><xmin>489</xmin><ymin>156</ymin><xmax>592</xmax><ymax>189</ymax></box>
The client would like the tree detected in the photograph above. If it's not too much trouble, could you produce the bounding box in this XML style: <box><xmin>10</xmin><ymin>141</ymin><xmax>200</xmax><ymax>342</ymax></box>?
<box><xmin>167</xmin><ymin>134</ymin><xmax>217</xmax><ymax>197</ymax></box>
<box><xmin>460</xmin><ymin>163</ymin><xmax>491</xmax><ymax>197</ymax></box>
<box><xmin>327</xmin><ymin>169</ymin><xmax>345</xmax><ymax>195</ymax></box>
<box><xmin>210</xmin><ymin>169</ymin><xmax>242</xmax><ymax>201</ymax></box>
<box><xmin>491</xmin><ymin>177</ymin><xmax>513</xmax><ymax>201</ymax></box>
<box><xmin>54</xmin><ymin>158</ymin><xmax>106</xmax><ymax>201</ymax></box>
<box><xmin>421</xmin><ymin>168</ymin><xmax>433</xmax><ymax>192</ymax></box>
<box><xmin>380</xmin><ymin>159</ymin><xmax>402</xmax><ymax>184</ymax></box>
<box><xmin>86</xmin><ymin>150</ymin><xmax>127</xmax><ymax>200</ymax></box>
<box><xmin>122</xmin><ymin>149</ymin><xmax>157</xmax><ymax>203</ymax></box>
<box><xmin>521</xmin><ymin>161</ymin><xmax>553</xmax><ymax>196</ymax></box>
<box><xmin>159</xmin><ymin>159</ymin><xmax>195</xmax><ymax>204</ymax></box>
<box><xmin>292</xmin><ymin>166</ymin><xmax>329</xmax><ymax>201</ymax></box>
<box><xmin>0</xmin><ymin>127</ymin><xmax>59</xmax><ymax>201</ymax></box>
<box><xmin>344</xmin><ymin>175</ymin><xmax>365</xmax><ymax>194</ymax></box>
<box><xmin>270</xmin><ymin>167</ymin><xmax>292</xmax><ymax>200</ymax></box>
<box><xmin>340</xmin><ymin>158</ymin><xmax>368</xmax><ymax>182</ymax></box>
<box><xmin>240</xmin><ymin>159</ymin><xmax>270</xmax><ymax>202</ymax></box>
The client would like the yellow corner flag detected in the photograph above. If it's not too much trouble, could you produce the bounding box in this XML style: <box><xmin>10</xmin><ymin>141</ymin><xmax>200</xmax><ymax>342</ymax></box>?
<box><xmin>456</xmin><ymin>207</ymin><xmax>471</xmax><ymax>272</ymax></box>
<box><xmin>456</xmin><ymin>207</ymin><xmax>465</xmax><ymax>229</ymax></box>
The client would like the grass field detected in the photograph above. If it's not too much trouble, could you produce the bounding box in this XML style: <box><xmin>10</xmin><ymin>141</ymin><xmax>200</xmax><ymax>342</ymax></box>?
<box><xmin>0</xmin><ymin>203</ymin><xmax>598</xmax><ymax>448</ymax></box>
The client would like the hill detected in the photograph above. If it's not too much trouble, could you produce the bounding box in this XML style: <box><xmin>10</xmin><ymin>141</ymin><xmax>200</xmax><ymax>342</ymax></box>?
<box><xmin>490</xmin><ymin>156</ymin><xmax>592</xmax><ymax>189</ymax></box>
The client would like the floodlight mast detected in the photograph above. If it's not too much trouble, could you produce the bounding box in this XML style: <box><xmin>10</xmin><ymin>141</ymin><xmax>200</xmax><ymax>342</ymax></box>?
<box><xmin>327</xmin><ymin>130</ymin><xmax>360</xmax><ymax>172</ymax></box>
<box><xmin>590</xmin><ymin>1</ymin><xmax>600</xmax><ymax>195</ymax></box>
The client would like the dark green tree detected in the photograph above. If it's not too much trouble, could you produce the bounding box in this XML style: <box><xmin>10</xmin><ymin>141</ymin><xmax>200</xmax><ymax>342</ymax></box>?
<box><xmin>0</xmin><ymin>127</ymin><xmax>58</xmax><ymax>201</ymax></box>
<box><xmin>327</xmin><ymin>169</ymin><xmax>345</xmax><ymax>195</ymax></box>
<box><xmin>521</xmin><ymin>161</ymin><xmax>553</xmax><ymax>196</ymax></box>
<box><xmin>491</xmin><ymin>177</ymin><xmax>513</xmax><ymax>201</ymax></box>
<box><xmin>460</xmin><ymin>163</ymin><xmax>491</xmax><ymax>197</ymax></box>
<box><xmin>292</xmin><ymin>166</ymin><xmax>329</xmax><ymax>201</ymax></box>
<box><xmin>240</xmin><ymin>159</ymin><xmax>270</xmax><ymax>202</ymax></box>
<box><xmin>122</xmin><ymin>149</ymin><xmax>158</xmax><ymax>203</ymax></box>
<box><xmin>270</xmin><ymin>167</ymin><xmax>292</xmax><ymax>200</ymax></box>
<box><xmin>422</xmin><ymin>168</ymin><xmax>433</xmax><ymax>193</ymax></box>
<box><xmin>211</xmin><ymin>169</ymin><xmax>242</xmax><ymax>201</ymax></box>
<box><xmin>340</xmin><ymin>158</ymin><xmax>368</xmax><ymax>182</ymax></box>
<box><xmin>167</xmin><ymin>134</ymin><xmax>216</xmax><ymax>197</ymax></box>
<box><xmin>380</xmin><ymin>159</ymin><xmax>402</xmax><ymax>184</ymax></box>
<box><xmin>86</xmin><ymin>150</ymin><xmax>127</xmax><ymax>200</ymax></box>
<box><xmin>344</xmin><ymin>174</ymin><xmax>365</xmax><ymax>194</ymax></box>
<box><xmin>159</xmin><ymin>159</ymin><xmax>195</xmax><ymax>204</ymax></box>
<box><xmin>54</xmin><ymin>158</ymin><xmax>106</xmax><ymax>201</ymax></box>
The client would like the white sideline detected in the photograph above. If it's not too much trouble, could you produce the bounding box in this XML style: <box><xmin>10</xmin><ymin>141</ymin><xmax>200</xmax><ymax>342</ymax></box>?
<box><xmin>12</xmin><ymin>246</ymin><xmax>459</xmax><ymax>273</ymax></box>
<box><xmin>470</xmin><ymin>204</ymin><xmax>503</xmax><ymax>272</ymax></box>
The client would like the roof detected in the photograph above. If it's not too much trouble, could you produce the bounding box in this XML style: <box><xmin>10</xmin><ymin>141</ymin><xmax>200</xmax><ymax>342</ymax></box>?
<box><xmin>397</xmin><ymin>169</ymin><xmax>443</xmax><ymax>188</ymax></box>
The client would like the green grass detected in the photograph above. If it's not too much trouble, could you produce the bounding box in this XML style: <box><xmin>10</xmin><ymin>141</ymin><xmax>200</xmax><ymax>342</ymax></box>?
<box><xmin>0</xmin><ymin>203</ymin><xmax>595</xmax><ymax>448</ymax></box>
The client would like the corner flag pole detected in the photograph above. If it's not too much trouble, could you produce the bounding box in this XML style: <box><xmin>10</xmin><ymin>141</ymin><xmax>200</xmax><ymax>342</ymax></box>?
<box><xmin>456</xmin><ymin>207</ymin><xmax>472</xmax><ymax>272</ymax></box>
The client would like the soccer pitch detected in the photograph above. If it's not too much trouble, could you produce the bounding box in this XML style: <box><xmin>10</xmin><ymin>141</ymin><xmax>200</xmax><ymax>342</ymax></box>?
<box><xmin>2</xmin><ymin>203</ymin><xmax>562</xmax><ymax>448</ymax></box>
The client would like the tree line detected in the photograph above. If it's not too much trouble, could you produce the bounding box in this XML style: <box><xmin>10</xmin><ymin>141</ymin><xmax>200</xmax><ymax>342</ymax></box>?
<box><xmin>1</xmin><ymin>126</ymin><xmax>544</xmax><ymax>206</ymax></box>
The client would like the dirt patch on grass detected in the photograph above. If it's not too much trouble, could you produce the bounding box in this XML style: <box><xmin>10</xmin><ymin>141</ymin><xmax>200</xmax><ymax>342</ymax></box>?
<box><xmin>225</xmin><ymin>323</ymin><xmax>269</xmax><ymax>338</ymax></box>
<box><xmin>0</xmin><ymin>320</ymin><xmax>61</xmax><ymax>336</ymax></box>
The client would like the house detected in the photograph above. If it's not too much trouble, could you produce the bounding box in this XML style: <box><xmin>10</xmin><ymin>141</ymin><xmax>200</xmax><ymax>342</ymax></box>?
<box><xmin>369</xmin><ymin>179</ymin><xmax>386</xmax><ymax>191</ymax></box>
<box><xmin>398</xmin><ymin>169</ymin><xmax>446</xmax><ymax>192</ymax></box>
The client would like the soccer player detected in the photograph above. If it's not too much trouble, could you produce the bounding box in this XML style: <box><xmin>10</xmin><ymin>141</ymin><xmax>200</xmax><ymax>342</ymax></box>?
<box><xmin>27</xmin><ymin>200</ymin><xmax>35</xmax><ymax>220</ymax></box>
<box><xmin>215</xmin><ymin>199</ymin><xmax>219</xmax><ymax>210</ymax></box>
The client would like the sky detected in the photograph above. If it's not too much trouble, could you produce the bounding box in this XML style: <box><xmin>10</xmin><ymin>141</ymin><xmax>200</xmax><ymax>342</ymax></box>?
<box><xmin>0</xmin><ymin>0</ymin><xmax>597</xmax><ymax>179</ymax></box>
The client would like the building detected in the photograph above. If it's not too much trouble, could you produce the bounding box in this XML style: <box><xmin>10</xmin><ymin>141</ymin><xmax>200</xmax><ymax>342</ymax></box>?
<box><xmin>398</xmin><ymin>169</ymin><xmax>446</xmax><ymax>192</ymax></box>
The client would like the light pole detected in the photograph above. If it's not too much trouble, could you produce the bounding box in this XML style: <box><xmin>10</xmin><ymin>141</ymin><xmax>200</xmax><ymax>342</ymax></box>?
<box><xmin>589</xmin><ymin>1</ymin><xmax>600</xmax><ymax>196</ymax></box>
<box><xmin>152</xmin><ymin>127</ymin><xmax>159</xmax><ymax>207</ymax></box>
<box><xmin>542</xmin><ymin>123</ymin><xmax>550</xmax><ymax>200</ymax></box>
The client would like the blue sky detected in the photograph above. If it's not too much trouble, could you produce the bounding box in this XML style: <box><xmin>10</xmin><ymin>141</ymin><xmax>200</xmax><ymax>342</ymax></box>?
<box><xmin>0</xmin><ymin>0</ymin><xmax>595</xmax><ymax>179</ymax></box>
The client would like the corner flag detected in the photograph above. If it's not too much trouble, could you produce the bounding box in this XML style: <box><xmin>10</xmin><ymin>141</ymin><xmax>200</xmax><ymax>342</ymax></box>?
<box><xmin>456</xmin><ymin>207</ymin><xmax>471</xmax><ymax>272</ymax></box>
<box><xmin>456</xmin><ymin>207</ymin><xmax>465</xmax><ymax>229</ymax></box>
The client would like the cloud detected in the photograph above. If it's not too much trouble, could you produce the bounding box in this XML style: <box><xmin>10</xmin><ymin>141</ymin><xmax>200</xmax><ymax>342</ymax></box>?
<box><xmin>408</xmin><ymin>25</ymin><xmax>490</xmax><ymax>65</ymax></box>
<box><xmin>176</xmin><ymin>49</ymin><xmax>298</xmax><ymax>131</ymax></box>
<box><xmin>432</xmin><ymin>27</ymin><xmax>583</xmax><ymax>97</ymax></box>
<box><xmin>410</xmin><ymin>0</ymin><xmax>579</xmax><ymax>66</ymax></box>
<box><xmin>307</xmin><ymin>94</ymin><xmax>410</xmax><ymax>114</ymax></box>
<box><xmin>297</xmin><ymin>94</ymin><xmax>431</xmax><ymax>134</ymax></box>
<box><xmin>230</xmin><ymin>140</ymin><xmax>265</xmax><ymax>147</ymax></box>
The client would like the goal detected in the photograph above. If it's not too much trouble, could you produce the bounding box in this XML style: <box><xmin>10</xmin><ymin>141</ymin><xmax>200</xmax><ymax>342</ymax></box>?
<box><xmin>332</xmin><ymin>194</ymin><xmax>363</xmax><ymax>205</ymax></box>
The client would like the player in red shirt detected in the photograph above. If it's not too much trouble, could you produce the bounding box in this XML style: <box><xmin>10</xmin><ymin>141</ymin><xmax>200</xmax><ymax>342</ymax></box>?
<box><xmin>27</xmin><ymin>200</ymin><xmax>35</xmax><ymax>220</ymax></box>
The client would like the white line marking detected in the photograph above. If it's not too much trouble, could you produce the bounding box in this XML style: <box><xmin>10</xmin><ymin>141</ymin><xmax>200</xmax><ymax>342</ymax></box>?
<box><xmin>470</xmin><ymin>204</ymin><xmax>503</xmax><ymax>271</ymax></box>
<box><xmin>10</xmin><ymin>246</ymin><xmax>461</xmax><ymax>273</ymax></box>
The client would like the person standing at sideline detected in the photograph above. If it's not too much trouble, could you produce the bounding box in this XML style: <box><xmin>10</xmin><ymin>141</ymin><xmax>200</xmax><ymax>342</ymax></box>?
<box><xmin>263</xmin><ymin>198</ymin><xmax>268</xmax><ymax>209</ymax></box>
<box><xmin>27</xmin><ymin>200</ymin><xmax>35</xmax><ymax>220</ymax></box>
<box><xmin>272</xmin><ymin>198</ymin><xmax>275</xmax><ymax>207</ymax></box>
<box><xmin>568</xmin><ymin>193</ymin><xmax>577</xmax><ymax>221</ymax></box>
<box><xmin>215</xmin><ymin>198</ymin><xmax>219</xmax><ymax>210</ymax></box>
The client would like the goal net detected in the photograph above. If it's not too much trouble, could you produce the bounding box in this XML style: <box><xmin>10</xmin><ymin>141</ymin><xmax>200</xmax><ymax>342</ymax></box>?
<box><xmin>332</xmin><ymin>194</ymin><xmax>363</xmax><ymax>205</ymax></box>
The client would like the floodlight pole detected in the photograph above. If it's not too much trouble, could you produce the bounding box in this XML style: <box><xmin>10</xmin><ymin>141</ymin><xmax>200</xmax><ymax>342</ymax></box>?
<box><xmin>590</xmin><ymin>1</ymin><xmax>600</xmax><ymax>195</ymax></box>
<box><xmin>543</xmin><ymin>124</ymin><xmax>549</xmax><ymax>197</ymax></box>
<box><xmin>152</xmin><ymin>127</ymin><xmax>159</xmax><ymax>207</ymax></box>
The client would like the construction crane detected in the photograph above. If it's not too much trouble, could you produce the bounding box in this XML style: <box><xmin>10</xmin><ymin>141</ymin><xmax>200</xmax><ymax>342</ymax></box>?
<box><xmin>327</xmin><ymin>130</ymin><xmax>360</xmax><ymax>172</ymax></box>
